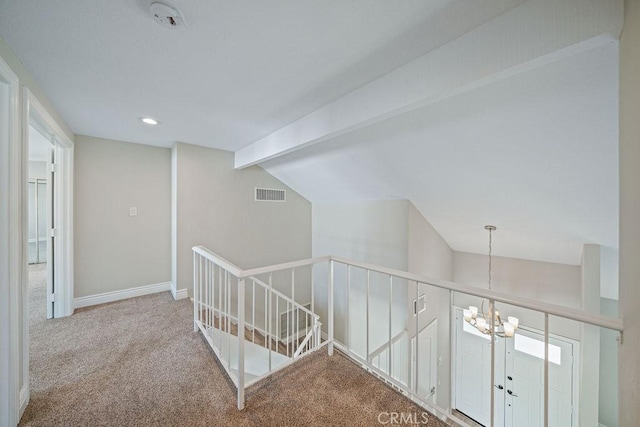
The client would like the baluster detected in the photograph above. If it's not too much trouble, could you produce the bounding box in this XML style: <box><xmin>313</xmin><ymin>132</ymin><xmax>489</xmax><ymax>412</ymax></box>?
<box><xmin>268</xmin><ymin>273</ymin><xmax>273</xmax><ymax>371</ymax></box>
<box><xmin>414</xmin><ymin>282</ymin><xmax>419</xmax><ymax>393</ymax></box>
<box><xmin>237</xmin><ymin>277</ymin><xmax>245</xmax><ymax>410</ymax></box>
<box><xmin>347</xmin><ymin>265</ymin><xmax>351</xmax><ymax>349</ymax></box>
<box><xmin>490</xmin><ymin>298</ymin><xmax>495</xmax><ymax>427</ymax></box>
<box><xmin>389</xmin><ymin>275</ymin><xmax>393</xmax><ymax>378</ymax></box>
<box><xmin>328</xmin><ymin>260</ymin><xmax>334</xmax><ymax>356</ymax></box>
<box><xmin>264</xmin><ymin>285</ymin><xmax>267</xmax><ymax>348</ymax></box>
<box><xmin>366</xmin><ymin>269</ymin><xmax>370</xmax><ymax>361</ymax></box>
<box><xmin>205</xmin><ymin>260</ymin><xmax>209</xmax><ymax>329</ymax></box>
<box><xmin>211</xmin><ymin>264</ymin><xmax>216</xmax><ymax>331</ymax></box>
<box><xmin>226</xmin><ymin>272</ymin><xmax>231</xmax><ymax>370</ymax></box>
<box><xmin>218</xmin><ymin>268</ymin><xmax>222</xmax><ymax>349</ymax></box>
<box><xmin>544</xmin><ymin>313</ymin><xmax>549</xmax><ymax>427</ymax></box>
<box><xmin>252</xmin><ymin>279</ymin><xmax>256</xmax><ymax>344</ymax></box>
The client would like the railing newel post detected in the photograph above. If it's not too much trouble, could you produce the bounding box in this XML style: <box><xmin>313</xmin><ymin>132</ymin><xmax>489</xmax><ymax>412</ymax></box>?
<box><xmin>328</xmin><ymin>259</ymin><xmax>334</xmax><ymax>356</ymax></box>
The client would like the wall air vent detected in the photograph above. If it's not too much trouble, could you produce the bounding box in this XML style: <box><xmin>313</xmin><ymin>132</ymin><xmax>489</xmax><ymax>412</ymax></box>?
<box><xmin>255</xmin><ymin>188</ymin><xmax>286</xmax><ymax>202</ymax></box>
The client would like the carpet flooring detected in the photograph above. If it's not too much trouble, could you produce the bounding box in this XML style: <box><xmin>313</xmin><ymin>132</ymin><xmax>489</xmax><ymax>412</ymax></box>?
<box><xmin>21</xmin><ymin>266</ymin><xmax>449</xmax><ymax>426</ymax></box>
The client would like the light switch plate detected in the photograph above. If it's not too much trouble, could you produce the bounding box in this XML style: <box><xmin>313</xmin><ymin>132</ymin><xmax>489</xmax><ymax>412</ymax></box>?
<box><xmin>129</xmin><ymin>207</ymin><xmax>137</xmax><ymax>216</ymax></box>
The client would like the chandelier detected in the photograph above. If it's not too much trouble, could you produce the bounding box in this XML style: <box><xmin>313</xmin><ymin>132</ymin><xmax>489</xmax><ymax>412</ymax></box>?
<box><xmin>463</xmin><ymin>225</ymin><xmax>519</xmax><ymax>337</ymax></box>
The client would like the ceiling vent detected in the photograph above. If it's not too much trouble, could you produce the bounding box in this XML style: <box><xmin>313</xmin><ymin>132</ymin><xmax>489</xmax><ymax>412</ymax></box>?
<box><xmin>149</xmin><ymin>2</ymin><xmax>185</xmax><ymax>29</ymax></box>
<box><xmin>256</xmin><ymin>188</ymin><xmax>286</xmax><ymax>202</ymax></box>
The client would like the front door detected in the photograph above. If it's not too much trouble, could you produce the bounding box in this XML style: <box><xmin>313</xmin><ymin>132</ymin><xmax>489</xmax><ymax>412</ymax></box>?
<box><xmin>454</xmin><ymin>308</ymin><xmax>574</xmax><ymax>427</ymax></box>
<box><xmin>504</xmin><ymin>329</ymin><xmax>573</xmax><ymax>427</ymax></box>
<box><xmin>455</xmin><ymin>310</ymin><xmax>505</xmax><ymax>426</ymax></box>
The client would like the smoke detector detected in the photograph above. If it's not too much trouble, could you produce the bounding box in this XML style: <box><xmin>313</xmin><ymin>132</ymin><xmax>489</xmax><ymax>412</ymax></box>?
<box><xmin>149</xmin><ymin>2</ymin><xmax>185</xmax><ymax>29</ymax></box>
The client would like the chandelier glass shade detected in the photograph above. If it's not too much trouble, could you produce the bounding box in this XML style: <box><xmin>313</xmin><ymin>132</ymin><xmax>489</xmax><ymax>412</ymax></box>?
<box><xmin>463</xmin><ymin>225</ymin><xmax>519</xmax><ymax>338</ymax></box>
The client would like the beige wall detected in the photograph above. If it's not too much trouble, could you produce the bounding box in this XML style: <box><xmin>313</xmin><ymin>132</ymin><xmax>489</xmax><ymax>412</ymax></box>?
<box><xmin>453</xmin><ymin>251</ymin><xmax>582</xmax><ymax>308</ymax></box>
<box><xmin>619</xmin><ymin>1</ymin><xmax>640</xmax><ymax>424</ymax></box>
<box><xmin>172</xmin><ymin>142</ymin><xmax>311</xmax><ymax>296</ymax></box>
<box><xmin>74</xmin><ymin>136</ymin><xmax>171</xmax><ymax>297</ymax></box>
<box><xmin>453</xmin><ymin>251</ymin><xmax>582</xmax><ymax>339</ymax></box>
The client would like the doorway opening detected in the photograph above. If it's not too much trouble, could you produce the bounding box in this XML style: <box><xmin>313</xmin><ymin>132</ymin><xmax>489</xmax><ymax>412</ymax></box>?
<box><xmin>27</xmin><ymin>124</ymin><xmax>55</xmax><ymax>320</ymax></box>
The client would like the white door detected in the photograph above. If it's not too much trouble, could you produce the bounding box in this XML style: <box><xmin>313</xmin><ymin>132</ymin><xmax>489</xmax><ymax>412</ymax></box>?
<box><xmin>414</xmin><ymin>319</ymin><xmax>438</xmax><ymax>405</ymax></box>
<box><xmin>455</xmin><ymin>309</ymin><xmax>505</xmax><ymax>426</ymax></box>
<box><xmin>505</xmin><ymin>329</ymin><xmax>573</xmax><ymax>427</ymax></box>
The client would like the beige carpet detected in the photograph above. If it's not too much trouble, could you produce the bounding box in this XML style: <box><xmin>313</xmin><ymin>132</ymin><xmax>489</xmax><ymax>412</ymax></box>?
<box><xmin>21</xmin><ymin>271</ymin><xmax>448</xmax><ymax>426</ymax></box>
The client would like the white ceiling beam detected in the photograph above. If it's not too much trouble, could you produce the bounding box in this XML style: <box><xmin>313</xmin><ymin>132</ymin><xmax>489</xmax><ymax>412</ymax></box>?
<box><xmin>235</xmin><ymin>0</ymin><xmax>622</xmax><ymax>169</ymax></box>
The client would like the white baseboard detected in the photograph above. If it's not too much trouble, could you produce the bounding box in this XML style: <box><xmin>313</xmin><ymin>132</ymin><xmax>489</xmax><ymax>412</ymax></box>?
<box><xmin>171</xmin><ymin>286</ymin><xmax>188</xmax><ymax>300</ymax></box>
<box><xmin>74</xmin><ymin>282</ymin><xmax>172</xmax><ymax>309</ymax></box>
<box><xmin>19</xmin><ymin>384</ymin><xmax>29</xmax><ymax>418</ymax></box>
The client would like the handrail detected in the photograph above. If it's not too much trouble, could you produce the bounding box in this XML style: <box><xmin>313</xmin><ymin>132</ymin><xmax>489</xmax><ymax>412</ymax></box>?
<box><xmin>193</xmin><ymin>246</ymin><xmax>623</xmax><ymax>332</ymax></box>
<box><xmin>240</xmin><ymin>256</ymin><xmax>331</xmax><ymax>278</ymax></box>
<box><xmin>329</xmin><ymin>256</ymin><xmax>623</xmax><ymax>332</ymax></box>
<box><xmin>192</xmin><ymin>246</ymin><xmax>243</xmax><ymax>277</ymax></box>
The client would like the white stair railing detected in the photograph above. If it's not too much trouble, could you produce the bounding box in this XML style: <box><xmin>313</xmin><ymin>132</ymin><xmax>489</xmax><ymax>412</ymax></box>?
<box><xmin>192</xmin><ymin>247</ymin><xmax>623</xmax><ymax>426</ymax></box>
<box><xmin>192</xmin><ymin>246</ymin><xmax>322</xmax><ymax>409</ymax></box>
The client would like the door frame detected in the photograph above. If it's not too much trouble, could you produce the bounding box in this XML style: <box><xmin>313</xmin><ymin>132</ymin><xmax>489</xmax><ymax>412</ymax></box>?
<box><xmin>0</xmin><ymin>51</ymin><xmax>21</xmax><ymax>427</ymax></box>
<box><xmin>23</xmin><ymin>88</ymin><xmax>74</xmax><ymax>318</ymax></box>
<box><xmin>20</xmin><ymin>87</ymin><xmax>74</xmax><ymax>416</ymax></box>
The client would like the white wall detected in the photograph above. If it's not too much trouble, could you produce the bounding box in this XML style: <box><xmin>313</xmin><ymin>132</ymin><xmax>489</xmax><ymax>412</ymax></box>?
<box><xmin>407</xmin><ymin>203</ymin><xmax>453</xmax><ymax>410</ymax></box>
<box><xmin>581</xmin><ymin>244</ymin><xmax>601</xmax><ymax>427</ymax></box>
<box><xmin>618</xmin><ymin>1</ymin><xmax>640</xmax><ymax>424</ymax></box>
<box><xmin>600</xmin><ymin>297</ymin><xmax>619</xmax><ymax>427</ymax></box>
<box><xmin>172</xmin><ymin>142</ymin><xmax>312</xmax><ymax>299</ymax></box>
<box><xmin>74</xmin><ymin>136</ymin><xmax>171</xmax><ymax>298</ymax></box>
<box><xmin>600</xmin><ymin>246</ymin><xmax>619</xmax><ymax>301</ymax></box>
<box><xmin>312</xmin><ymin>200</ymin><xmax>410</xmax><ymax>357</ymax></box>
<box><xmin>313</xmin><ymin>199</ymin><xmax>409</xmax><ymax>268</ymax></box>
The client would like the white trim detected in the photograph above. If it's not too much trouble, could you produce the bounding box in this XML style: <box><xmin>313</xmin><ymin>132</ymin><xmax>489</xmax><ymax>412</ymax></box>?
<box><xmin>19</xmin><ymin>385</ymin><xmax>28</xmax><ymax>418</ymax></box>
<box><xmin>0</xmin><ymin>53</ymin><xmax>22</xmax><ymax>427</ymax></box>
<box><xmin>74</xmin><ymin>282</ymin><xmax>172</xmax><ymax>309</ymax></box>
<box><xmin>171</xmin><ymin>286</ymin><xmax>189</xmax><ymax>300</ymax></box>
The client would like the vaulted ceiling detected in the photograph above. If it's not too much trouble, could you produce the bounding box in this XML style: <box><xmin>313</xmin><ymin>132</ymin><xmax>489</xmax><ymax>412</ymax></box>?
<box><xmin>0</xmin><ymin>0</ymin><xmax>622</xmax><ymax>265</ymax></box>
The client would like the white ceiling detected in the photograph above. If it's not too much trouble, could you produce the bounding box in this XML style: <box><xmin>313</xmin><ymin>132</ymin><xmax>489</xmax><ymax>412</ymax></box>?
<box><xmin>262</xmin><ymin>43</ymin><xmax>619</xmax><ymax>265</ymax></box>
<box><xmin>0</xmin><ymin>0</ymin><xmax>523</xmax><ymax>150</ymax></box>
<box><xmin>0</xmin><ymin>0</ymin><xmax>619</xmax><ymax>266</ymax></box>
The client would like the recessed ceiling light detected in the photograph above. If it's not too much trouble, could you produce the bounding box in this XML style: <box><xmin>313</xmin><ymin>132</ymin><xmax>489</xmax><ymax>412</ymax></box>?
<box><xmin>140</xmin><ymin>117</ymin><xmax>160</xmax><ymax>125</ymax></box>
